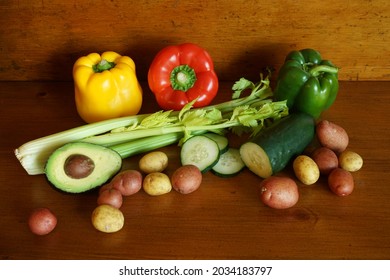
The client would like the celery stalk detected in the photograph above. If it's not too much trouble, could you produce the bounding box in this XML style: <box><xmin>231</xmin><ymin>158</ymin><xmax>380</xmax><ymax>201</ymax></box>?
<box><xmin>110</xmin><ymin>132</ymin><xmax>184</xmax><ymax>158</ymax></box>
<box><xmin>14</xmin><ymin>74</ymin><xmax>286</xmax><ymax>175</ymax></box>
<box><xmin>82</xmin><ymin>101</ymin><xmax>287</xmax><ymax>146</ymax></box>
<box><xmin>14</xmin><ymin>114</ymin><xmax>150</xmax><ymax>175</ymax></box>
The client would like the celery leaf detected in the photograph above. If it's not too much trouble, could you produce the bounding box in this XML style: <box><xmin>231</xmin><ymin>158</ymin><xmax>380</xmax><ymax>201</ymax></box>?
<box><xmin>139</xmin><ymin>110</ymin><xmax>177</xmax><ymax>128</ymax></box>
<box><xmin>232</xmin><ymin>78</ymin><xmax>255</xmax><ymax>99</ymax></box>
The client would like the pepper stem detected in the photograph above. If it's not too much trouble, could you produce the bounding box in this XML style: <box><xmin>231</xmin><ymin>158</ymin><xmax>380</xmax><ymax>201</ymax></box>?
<box><xmin>170</xmin><ymin>65</ymin><xmax>197</xmax><ymax>91</ymax></box>
<box><xmin>93</xmin><ymin>59</ymin><xmax>116</xmax><ymax>73</ymax></box>
<box><xmin>309</xmin><ymin>65</ymin><xmax>338</xmax><ymax>77</ymax></box>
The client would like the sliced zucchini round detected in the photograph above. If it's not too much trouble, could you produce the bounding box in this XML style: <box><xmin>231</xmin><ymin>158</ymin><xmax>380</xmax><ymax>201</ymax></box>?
<box><xmin>203</xmin><ymin>133</ymin><xmax>229</xmax><ymax>154</ymax></box>
<box><xmin>180</xmin><ymin>135</ymin><xmax>220</xmax><ymax>173</ymax></box>
<box><xmin>212</xmin><ymin>148</ymin><xmax>245</xmax><ymax>177</ymax></box>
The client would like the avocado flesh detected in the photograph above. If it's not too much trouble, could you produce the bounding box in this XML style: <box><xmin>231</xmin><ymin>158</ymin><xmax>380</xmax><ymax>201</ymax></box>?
<box><xmin>45</xmin><ymin>142</ymin><xmax>122</xmax><ymax>193</ymax></box>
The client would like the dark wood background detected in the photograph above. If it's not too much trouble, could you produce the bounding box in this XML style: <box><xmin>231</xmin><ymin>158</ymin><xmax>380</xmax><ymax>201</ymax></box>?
<box><xmin>1</xmin><ymin>0</ymin><xmax>389</xmax><ymax>82</ymax></box>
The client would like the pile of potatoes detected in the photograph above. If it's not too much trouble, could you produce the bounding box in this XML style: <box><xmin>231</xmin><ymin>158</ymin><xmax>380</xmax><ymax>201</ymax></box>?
<box><xmin>296</xmin><ymin>120</ymin><xmax>363</xmax><ymax>194</ymax></box>
<box><xmin>260</xmin><ymin>120</ymin><xmax>363</xmax><ymax>209</ymax></box>
<box><xmin>91</xmin><ymin>151</ymin><xmax>203</xmax><ymax>233</ymax></box>
<box><xmin>139</xmin><ymin>151</ymin><xmax>202</xmax><ymax>196</ymax></box>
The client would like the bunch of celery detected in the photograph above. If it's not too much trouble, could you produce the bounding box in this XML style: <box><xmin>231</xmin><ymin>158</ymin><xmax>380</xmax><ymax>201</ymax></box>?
<box><xmin>14</xmin><ymin>74</ymin><xmax>288</xmax><ymax>175</ymax></box>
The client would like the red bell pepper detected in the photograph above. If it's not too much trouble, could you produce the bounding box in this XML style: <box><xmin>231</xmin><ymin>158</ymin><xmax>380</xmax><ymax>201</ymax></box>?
<box><xmin>148</xmin><ymin>43</ymin><xmax>219</xmax><ymax>111</ymax></box>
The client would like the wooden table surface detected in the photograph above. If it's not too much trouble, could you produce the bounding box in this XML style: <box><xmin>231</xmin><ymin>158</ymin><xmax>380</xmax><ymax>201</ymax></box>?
<box><xmin>0</xmin><ymin>80</ymin><xmax>389</xmax><ymax>260</ymax></box>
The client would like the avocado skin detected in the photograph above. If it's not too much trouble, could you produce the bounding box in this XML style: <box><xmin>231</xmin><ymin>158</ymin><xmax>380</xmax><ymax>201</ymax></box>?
<box><xmin>45</xmin><ymin>142</ymin><xmax>122</xmax><ymax>193</ymax></box>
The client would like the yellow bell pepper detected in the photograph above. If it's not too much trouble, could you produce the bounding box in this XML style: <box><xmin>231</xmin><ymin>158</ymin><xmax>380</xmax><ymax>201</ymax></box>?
<box><xmin>73</xmin><ymin>51</ymin><xmax>143</xmax><ymax>123</ymax></box>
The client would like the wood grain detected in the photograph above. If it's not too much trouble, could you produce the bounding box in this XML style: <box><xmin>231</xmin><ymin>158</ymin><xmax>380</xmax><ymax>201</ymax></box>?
<box><xmin>1</xmin><ymin>0</ymin><xmax>390</xmax><ymax>82</ymax></box>
<box><xmin>0</xmin><ymin>81</ymin><xmax>389</xmax><ymax>260</ymax></box>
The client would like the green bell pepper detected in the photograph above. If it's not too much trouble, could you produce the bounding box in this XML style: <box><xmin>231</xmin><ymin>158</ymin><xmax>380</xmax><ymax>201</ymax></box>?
<box><xmin>274</xmin><ymin>48</ymin><xmax>339</xmax><ymax>119</ymax></box>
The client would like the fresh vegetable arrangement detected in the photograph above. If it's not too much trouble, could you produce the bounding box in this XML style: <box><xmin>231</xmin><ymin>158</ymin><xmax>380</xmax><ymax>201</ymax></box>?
<box><xmin>73</xmin><ymin>51</ymin><xmax>143</xmax><ymax>123</ymax></box>
<box><xmin>15</xmin><ymin>73</ymin><xmax>286</xmax><ymax>178</ymax></box>
<box><xmin>15</xmin><ymin>45</ymin><xmax>365</xmax><ymax>235</ymax></box>
<box><xmin>148</xmin><ymin>43</ymin><xmax>218</xmax><ymax>111</ymax></box>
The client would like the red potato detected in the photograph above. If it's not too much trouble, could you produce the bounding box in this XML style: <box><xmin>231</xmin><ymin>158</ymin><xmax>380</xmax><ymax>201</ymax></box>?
<box><xmin>311</xmin><ymin>146</ymin><xmax>339</xmax><ymax>175</ymax></box>
<box><xmin>98</xmin><ymin>183</ymin><xmax>114</xmax><ymax>195</ymax></box>
<box><xmin>259</xmin><ymin>176</ymin><xmax>299</xmax><ymax>209</ymax></box>
<box><xmin>171</xmin><ymin>165</ymin><xmax>202</xmax><ymax>194</ymax></box>
<box><xmin>109</xmin><ymin>170</ymin><xmax>143</xmax><ymax>196</ymax></box>
<box><xmin>316</xmin><ymin>120</ymin><xmax>349</xmax><ymax>153</ymax></box>
<box><xmin>28</xmin><ymin>207</ymin><xmax>57</xmax><ymax>235</ymax></box>
<box><xmin>97</xmin><ymin>188</ymin><xmax>123</xmax><ymax>208</ymax></box>
<box><xmin>328</xmin><ymin>168</ymin><xmax>354</xmax><ymax>196</ymax></box>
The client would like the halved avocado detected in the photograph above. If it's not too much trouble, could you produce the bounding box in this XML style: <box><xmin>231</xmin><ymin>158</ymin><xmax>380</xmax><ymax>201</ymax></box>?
<box><xmin>45</xmin><ymin>142</ymin><xmax>122</xmax><ymax>193</ymax></box>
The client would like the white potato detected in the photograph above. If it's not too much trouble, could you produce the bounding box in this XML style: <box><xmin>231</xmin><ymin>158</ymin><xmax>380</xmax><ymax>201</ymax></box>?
<box><xmin>339</xmin><ymin>150</ymin><xmax>363</xmax><ymax>172</ymax></box>
<box><xmin>91</xmin><ymin>204</ymin><xmax>124</xmax><ymax>233</ymax></box>
<box><xmin>293</xmin><ymin>155</ymin><xmax>320</xmax><ymax>185</ymax></box>
<box><xmin>139</xmin><ymin>151</ymin><xmax>168</xmax><ymax>173</ymax></box>
<box><xmin>143</xmin><ymin>172</ymin><xmax>172</xmax><ymax>196</ymax></box>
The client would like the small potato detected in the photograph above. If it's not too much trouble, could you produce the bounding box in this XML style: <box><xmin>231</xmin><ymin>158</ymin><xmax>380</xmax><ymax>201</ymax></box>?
<box><xmin>316</xmin><ymin>120</ymin><xmax>349</xmax><ymax>153</ymax></box>
<box><xmin>293</xmin><ymin>155</ymin><xmax>320</xmax><ymax>185</ymax></box>
<box><xmin>339</xmin><ymin>150</ymin><xmax>363</xmax><ymax>172</ymax></box>
<box><xmin>171</xmin><ymin>165</ymin><xmax>202</xmax><ymax>194</ymax></box>
<box><xmin>143</xmin><ymin>172</ymin><xmax>172</xmax><ymax>196</ymax></box>
<box><xmin>328</xmin><ymin>168</ymin><xmax>354</xmax><ymax>196</ymax></box>
<box><xmin>259</xmin><ymin>176</ymin><xmax>299</xmax><ymax>209</ymax></box>
<box><xmin>139</xmin><ymin>151</ymin><xmax>168</xmax><ymax>173</ymax></box>
<box><xmin>109</xmin><ymin>169</ymin><xmax>143</xmax><ymax>196</ymax></box>
<box><xmin>28</xmin><ymin>207</ymin><xmax>57</xmax><ymax>235</ymax></box>
<box><xmin>98</xmin><ymin>183</ymin><xmax>114</xmax><ymax>195</ymax></box>
<box><xmin>97</xmin><ymin>188</ymin><xmax>123</xmax><ymax>209</ymax></box>
<box><xmin>311</xmin><ymin>147</ymin><xmax>339</xmax><ymax>175</ymax></box>
<box><xmin>91</xmin><ymin>204</ymin><xmax>124</xmax><ymax>233</ymax></box>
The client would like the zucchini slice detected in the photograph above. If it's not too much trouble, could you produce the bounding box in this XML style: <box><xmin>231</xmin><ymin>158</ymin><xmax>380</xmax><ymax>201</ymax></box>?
<box><xmin>180</xmin><ymin>135</ymin><xmax>220</xmax><ymax>173</ymax></box>
<box><xmin>240</xmin><ymin>113</ymin><xmax>315</xmax><ymax>178</ymax></box>
<box><xmin>212</xmin><ymin>148</ymin><xmax>245</xmax><ymax>177</ymax></box>
<box><xmin>203</xmin><ymin>133</ymin><xmax>229</xmax><ymax>154</ymax></box>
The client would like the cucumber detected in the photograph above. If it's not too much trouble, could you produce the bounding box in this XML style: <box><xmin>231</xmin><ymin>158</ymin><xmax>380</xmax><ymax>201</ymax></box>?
<box><xmin>212</xmin><ymin>148</ymin><xmax>245</xmax><ymax>177</ymax></box>
<box><xmin>203</xmin><ymin>133</ymin><xmax>229</xmax><ymax>154</ymax></box>
<box><xmin>180</xmin><ymin>135</ymin><xmax>220</xmax><ymax>173</ymax></box>
<box><xmin>239</xmin><ymin>113</ymin><xmax>315</xmax><ymax>178</ymax></box>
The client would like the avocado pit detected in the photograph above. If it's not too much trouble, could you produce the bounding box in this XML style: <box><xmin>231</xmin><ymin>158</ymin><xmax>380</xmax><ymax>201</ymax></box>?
<box><xmin>64</xmin><ymin>154</ymin><xmax>95</xmax><ymax>179</ymax></box>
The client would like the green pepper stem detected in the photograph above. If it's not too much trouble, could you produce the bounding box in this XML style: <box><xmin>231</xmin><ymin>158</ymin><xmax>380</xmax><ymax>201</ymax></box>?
<box><xmin>309</xmin><ymin>65</ymin><xmax>338</xmax><ymax>76</ymax></box>
<box><xmin>170</xmin><ymin>65</ymin><xmax>197</xmax><ymax>91</ymax></box>
<box><xmin>93</xmin><ymin>59</ymin><xmax>116</xmax><ymax>73</ymax></box>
